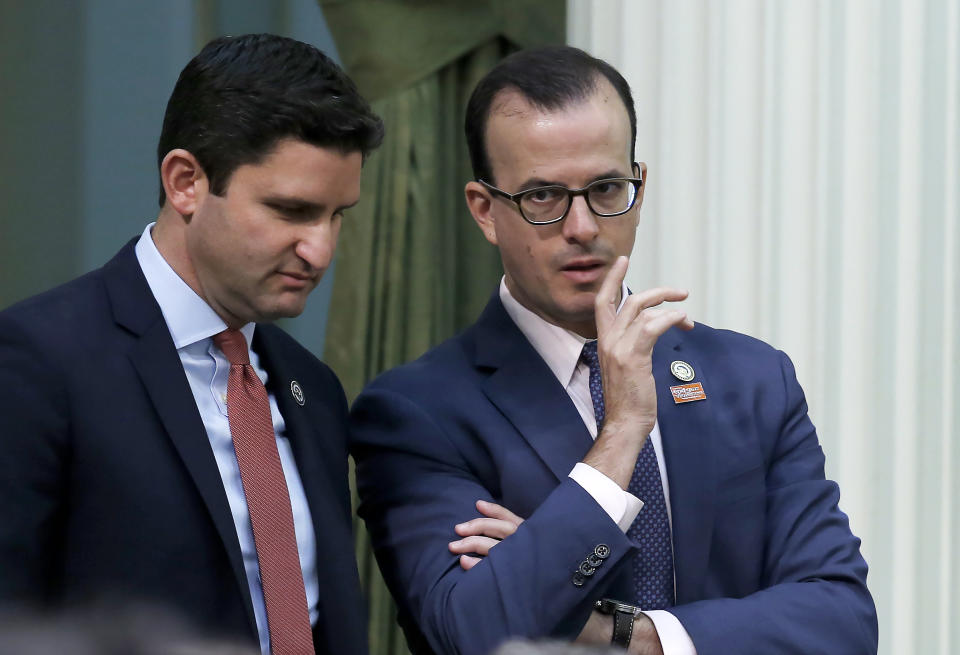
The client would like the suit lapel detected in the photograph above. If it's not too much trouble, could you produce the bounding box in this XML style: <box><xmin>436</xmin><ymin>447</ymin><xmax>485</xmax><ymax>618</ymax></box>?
<box><xmin>470</xmin><ymin>295</ymin><xmax>594</xmax><ymax>483</ymax></box>
<box><xmin>253</xmin><ymin>326</ymin><xmax>344</xmax><ymax>534</ymax></box>
<box><xmin>103</xmin><ymin>242</ymin><xmax>257</xmax><ymax>635</ymax></box>
<box><xmin>254</xmin><ymin>326</ymin><xmax>357</xmax><ymax>653</ymax></box>
<box><xmin>652</xmin><ymin>330</ymin><xmax>718</xmax><ymax>604</ymax></box>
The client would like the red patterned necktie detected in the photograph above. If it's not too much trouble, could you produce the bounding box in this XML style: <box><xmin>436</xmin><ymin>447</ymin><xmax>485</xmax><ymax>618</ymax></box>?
<box><xmin>213</xmin><ymin>329</ymin><xmax>314</xmax><ymax>654</ymax></box>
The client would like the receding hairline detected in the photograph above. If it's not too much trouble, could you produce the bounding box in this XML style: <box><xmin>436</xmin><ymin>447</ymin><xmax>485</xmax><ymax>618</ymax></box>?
<box><xmin>487</xmin><ymin>72</ymin><xmax>620</xmax><ymax>119</ymax></box>
<box><xmin>481</xmin><ymin>75</ymin><xmax>633</xmax><ymax>180</ymax></box>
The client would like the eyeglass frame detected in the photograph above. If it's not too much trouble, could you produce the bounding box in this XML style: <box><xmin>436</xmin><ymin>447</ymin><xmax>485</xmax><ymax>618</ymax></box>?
<box><xmin>477</xmin><ymin>162</ymin><xmax>644</xmax><ymax>225</ymax></box>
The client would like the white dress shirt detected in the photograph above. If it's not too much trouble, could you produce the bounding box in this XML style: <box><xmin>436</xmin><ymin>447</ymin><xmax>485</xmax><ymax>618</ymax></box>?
<box><xmin>135</xmin><ymin>223</ymin><xmax>318</xmax><ymax>655</ymax></box>
<box><xmin>499</xmin><ymin>278</ymin><xmax>697</xmax><ymax>655</ymax></box>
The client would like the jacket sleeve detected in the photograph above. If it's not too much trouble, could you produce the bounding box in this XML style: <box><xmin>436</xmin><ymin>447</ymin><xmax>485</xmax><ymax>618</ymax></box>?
<box><xmin>668</xmin><ymin>351</ymin><xmax>878</xmax><ymax>655</ymax></box>
<box><xmin>350</xmin><ymin>385</ymin><xmax>634</xmax><ymax>655</ymax></box>
<box><xmin>0</xmin><ymin>313</ymin><xmax>69</xmax><ymax>604</ymax></box>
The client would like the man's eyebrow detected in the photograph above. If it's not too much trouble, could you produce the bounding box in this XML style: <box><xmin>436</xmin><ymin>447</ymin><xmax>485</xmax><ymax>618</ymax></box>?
<box><xmin>264</xmin><ymin>196</ymin><xmax>360</xmax><ymax>215</ymax></box>
<box><xmin>515</xmin><ymin>177</ymin><xmax>562</xmax><ymax>192</ymax></box>
<box><xmin>589</xmin><ymin>169</ymin><xmax>631</xmax><ymax>183</ymax></box>
<box><xmin>263</xmin><ymin>196</ymin><xmax>324</xmax><ymax>211</ymax></box>
<box><xmin>515</xmin><ymin>169</ymin><xmax>631</xmax><ymax>192</ymax></box>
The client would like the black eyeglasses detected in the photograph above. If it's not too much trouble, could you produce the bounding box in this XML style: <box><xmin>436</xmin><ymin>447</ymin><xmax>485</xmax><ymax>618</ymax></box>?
<box><xmin>478</xmin><ymin>164</ymin><xmax>643</xmax><ymax>225</ymax></box>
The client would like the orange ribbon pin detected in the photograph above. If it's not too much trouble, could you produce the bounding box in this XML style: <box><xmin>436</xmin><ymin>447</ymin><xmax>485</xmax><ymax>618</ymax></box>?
<box><xmin>670</xmin><ymin>382</ymin><xmax>707</xmax><ymax>404</ymax></box>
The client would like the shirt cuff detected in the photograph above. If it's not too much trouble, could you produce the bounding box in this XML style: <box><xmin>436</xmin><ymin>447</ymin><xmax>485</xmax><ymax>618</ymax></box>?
<box><xmin>644</xmin><ymin>611</ymin><xmax>698</xmax><ymax>655</ymax></box>
<box><xmin>569</xmin><ymin>462</ymin><xmax>643</xmax><ymax>532</ymax></box>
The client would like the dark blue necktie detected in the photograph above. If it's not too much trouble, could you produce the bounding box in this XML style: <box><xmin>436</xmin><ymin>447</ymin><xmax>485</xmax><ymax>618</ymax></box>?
<box><xmin>581</xmin><ymin>341</ymin><xmax>675</xmax><ymax>609</ymax></box>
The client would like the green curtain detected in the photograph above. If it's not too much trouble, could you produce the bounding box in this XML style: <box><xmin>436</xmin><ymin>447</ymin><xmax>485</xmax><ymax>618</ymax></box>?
<box><xmin>323</xmin><ymin>40</ymin><xmax>509</xmax><ymax>402</ymax></box>
<box><xmin>320</xmin><ymin>3</ymin><xmax>564</xmax><ymax>653</ymax></box>
<box><xmin>320</xmin><ymin>0</ymin><xmax>566</xmax><ymax>103</ymax></box>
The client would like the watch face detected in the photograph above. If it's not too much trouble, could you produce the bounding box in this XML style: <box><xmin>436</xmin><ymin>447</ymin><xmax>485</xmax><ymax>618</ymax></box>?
<box><xmin>596</xmin><ymin>598</ymin><xmax>640</xmax><ymax>615</ymax></box>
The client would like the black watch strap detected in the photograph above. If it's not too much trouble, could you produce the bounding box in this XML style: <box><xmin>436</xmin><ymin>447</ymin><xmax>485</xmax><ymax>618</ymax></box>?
<box><xmin>595</xmin><ymin>598</ymin><xmax>641</xmax><ymax>649</ymax></box>
<box><xmin>611</xmin><ymin>608</ymin><xmax>635</xmax><ymax>648</ymax></box>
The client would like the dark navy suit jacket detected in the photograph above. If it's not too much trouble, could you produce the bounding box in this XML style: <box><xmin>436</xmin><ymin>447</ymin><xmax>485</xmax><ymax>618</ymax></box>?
<box><xmin>0</xmin><ymin>241</ymin><xmax>367</xmax><ymax>655</ymax></box>
<box><xmin>351</xmin><ymin>292</ymin><xmax>878</xmax><ymax>655</ymax></box>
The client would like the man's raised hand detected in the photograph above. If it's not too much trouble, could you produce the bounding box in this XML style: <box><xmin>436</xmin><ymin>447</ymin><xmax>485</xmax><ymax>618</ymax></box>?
<box><xmin>585</xmin><ymin>256</ymin><xmax>693</xmax><ymax>489</ymax></box>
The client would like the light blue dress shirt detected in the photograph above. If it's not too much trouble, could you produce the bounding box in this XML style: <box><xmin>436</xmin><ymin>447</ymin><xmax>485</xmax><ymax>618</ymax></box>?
<box><xmin>135</xmin><ymin>223</ymin><xmax>319</xmax><ymax>655</ymax></box>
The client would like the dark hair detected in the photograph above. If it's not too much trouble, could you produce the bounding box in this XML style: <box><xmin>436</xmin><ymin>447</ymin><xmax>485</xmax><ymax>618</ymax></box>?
<box><xmin>156</xmin><ymin>33</ymin><xmax>384</xmax><ymax>206</ymax></box>
<box><xmin>465</xmin><ymin>46</ymin><xmax>636</xmax><ymax>184</ymax></box>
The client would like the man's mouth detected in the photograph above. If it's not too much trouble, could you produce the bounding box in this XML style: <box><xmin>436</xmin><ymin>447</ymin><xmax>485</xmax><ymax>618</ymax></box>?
<box><xmin>277</xmin><ymin>271</ymin><xmax>317</xmax><ymax>288</ymax></box>
<box><xmin>559</xmin><ymin>258</ymin><xmax>607</xmax><ymax>283</ymax></box>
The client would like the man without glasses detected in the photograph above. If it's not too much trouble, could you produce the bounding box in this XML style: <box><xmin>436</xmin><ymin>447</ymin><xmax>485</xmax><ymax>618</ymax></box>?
<box><xmin>351</xmin><ymin>46</ymin><xmax>877</xmax><ymax>655</ymax></box>
<box><xmin>0</xmin><ymin>33</ymin><xmax>383</xmax><ymax>655</ymax></box>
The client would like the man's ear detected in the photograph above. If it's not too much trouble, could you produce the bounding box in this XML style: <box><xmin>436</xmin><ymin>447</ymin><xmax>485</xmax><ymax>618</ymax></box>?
<box><xmin>464</xmin><ymin>181</ymin><xmax>498</xmax><ymax>246</ymax></box>
<box><xmin>635</xmin><ymin>161</ymin><xmax>648</xmax><ymax>211</ymax></box>
<box><xmin>620</xmin><ymin>161</ymin><xmax>648</xmax><ymax>231</ymax></box>
<box><xmin>160</xmin><ymin>149</ymin><xmax>207</xmax><ymax>216</ymax></box>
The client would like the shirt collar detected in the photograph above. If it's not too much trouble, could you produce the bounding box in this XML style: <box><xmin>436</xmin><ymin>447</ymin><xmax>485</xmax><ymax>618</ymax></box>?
<box><xmin>134</xmin><ymin>222</ymin><xmax>255</xmax><ymax>350</ymax></box>
<box><xmin>499</xmin><ymin>276</ymin><xmax>629</xmax><ymax>388</ymax></box>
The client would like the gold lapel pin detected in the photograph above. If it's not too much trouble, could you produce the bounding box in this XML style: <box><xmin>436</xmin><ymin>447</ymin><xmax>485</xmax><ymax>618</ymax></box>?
<box><xmin>670</xmin><ymin>360</ymin><xmax>695</xmax><ymax>382</ymax></box>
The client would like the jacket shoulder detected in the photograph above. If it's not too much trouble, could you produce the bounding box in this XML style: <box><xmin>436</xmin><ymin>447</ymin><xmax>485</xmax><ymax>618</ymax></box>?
<box><xmin>678</xmin><ymin>321</ymin><xmax>782</xmax><ymax>358</ymax></box>
<box><xmin>362</xmin><ymin>332</ymin><xmax>474</xmax><ymax>396</ymax></box>
<box><xmin>0</xmin><ymin>268</ymin><xmax>111</xmax><ymax>346</ymax></box>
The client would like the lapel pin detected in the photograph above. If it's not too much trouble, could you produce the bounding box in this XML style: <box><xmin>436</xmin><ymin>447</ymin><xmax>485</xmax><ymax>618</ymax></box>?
<box><xmin>290</xmin><ymin>380</ymin><xmax>305</xmax><ymax>406</ymax></box>
<box><xmin>670</xmin><ymin>360</ymin><xmax>695</xmax><ymax>382</ymax></box>
<box><xmin>670</xmin><ymin>382</ymin><xmax>707</xmax><ymax>404</ymax></box>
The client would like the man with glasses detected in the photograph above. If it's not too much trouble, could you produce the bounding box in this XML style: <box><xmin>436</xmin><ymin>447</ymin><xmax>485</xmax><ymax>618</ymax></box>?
<box><xmin>350</xmin><ymin>47</ymin><xmax>876</xmax><ymax>655</ymax></box>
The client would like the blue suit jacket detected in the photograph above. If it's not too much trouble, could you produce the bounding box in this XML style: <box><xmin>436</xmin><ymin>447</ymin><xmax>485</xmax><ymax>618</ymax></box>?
<box><xmin>0</xmin><ymin>241</ymin><xmax>367</xmax><ymax>655</ymax></box>
<box><xmin>351</xmin><ymin>293</ymin><xmax>877</xmax><ymax>655</ymax></box>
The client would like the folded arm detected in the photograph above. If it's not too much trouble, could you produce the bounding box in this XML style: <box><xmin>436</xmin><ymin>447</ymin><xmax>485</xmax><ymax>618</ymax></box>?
<box><xmin>351</xmin><ymin>387</ymin><xmax>635</xmax><ymax>655</ymax></box>
<box><xmin>442</xmin><ymin>350</ymin><xmax>878</xmax><ymax>655</ymax></box>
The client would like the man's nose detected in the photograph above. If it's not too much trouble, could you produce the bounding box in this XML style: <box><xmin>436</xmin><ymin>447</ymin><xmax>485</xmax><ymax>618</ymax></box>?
<box><xmin>561</xmin><ymin>195</ymin><xmax>600</xmax><ymax>243</ymax></box>
<box><xmin>296</xmin><ymin>220</ymin><xmax>337</xmax><ymax>271</ymax></box>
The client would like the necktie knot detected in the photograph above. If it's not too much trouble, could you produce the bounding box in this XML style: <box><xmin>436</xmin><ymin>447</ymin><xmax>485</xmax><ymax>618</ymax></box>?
<box><xmin>581</xmin><ymin>340</ymin><xmax>601</xmax><ymax>371</ymax></box>
<box><xmin>214</xmin><ymin>329</ymin><xmax>250</xmax><ymax>366</ymax></box>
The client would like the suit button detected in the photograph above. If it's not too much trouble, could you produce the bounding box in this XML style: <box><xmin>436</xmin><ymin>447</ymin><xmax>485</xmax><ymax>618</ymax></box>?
<box><xmin>572</xmin><ymin>572</ymin><xmax>586</xmax><ymax>587</ymax></box>
<box><xmin>578</xmin><ymin>561</ymin><xmax>596</xmax><ymax>577</ymax></box>
<box><xmin>594</xmin><ymin>544</ymin><xmax>611</xmax><ymax>559</ymax></box>
<box><xmin>587</xmin><ymin>553</ymin><xmax>604</xmax><ymax>567</ymax></box>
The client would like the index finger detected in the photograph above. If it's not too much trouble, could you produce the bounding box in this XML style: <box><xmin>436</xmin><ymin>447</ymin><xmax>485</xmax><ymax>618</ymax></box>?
<box><xmin>594</xmin><ymin>256</ymin><xmax>629</xmax><ymax>338</ymax></box>
<box><xmin>628</xmin><ymin>286</ymin><xmax>689</xmax><ymax>311</ymax></box>
<box><xmin>454</xmin><ymin>518</ymin><xmax>517</xmax><ymax>539</ymax></box>
<box><xmin>476</xmin><ymin>499</ymin><xmax>524</xmax><ymax>526</ymax></box>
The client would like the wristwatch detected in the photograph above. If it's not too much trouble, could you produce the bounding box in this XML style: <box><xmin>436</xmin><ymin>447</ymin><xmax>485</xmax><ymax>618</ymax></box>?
<box><xmin>595</xmin><ymin>598</ymin><xmax>642</xmax><ymax>648</ymax></box>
